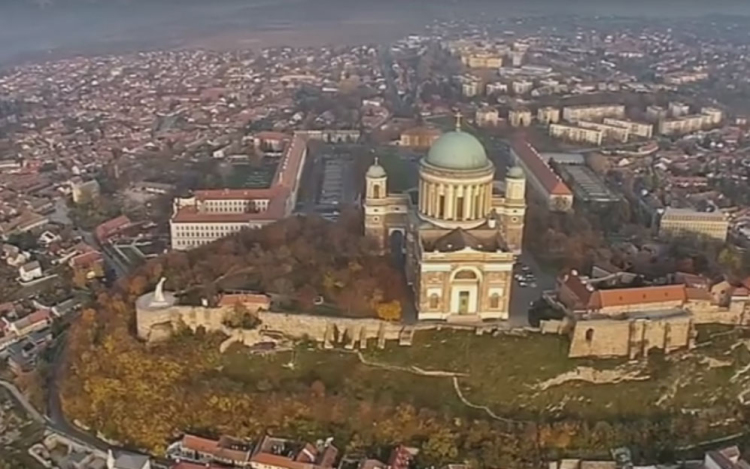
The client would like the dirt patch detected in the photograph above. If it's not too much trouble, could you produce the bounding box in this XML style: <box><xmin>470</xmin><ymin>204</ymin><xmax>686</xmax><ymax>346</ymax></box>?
<box><xmin>533</xmin><ymin>365</ymin><xmax>649</xmax><ymax>391</ymax></box>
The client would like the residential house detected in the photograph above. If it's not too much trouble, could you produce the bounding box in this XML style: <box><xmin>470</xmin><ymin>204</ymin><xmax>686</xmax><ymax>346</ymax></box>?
<box><xmin>95</xmin><ymin>215</ymin><xmax>132</xmax><ymax>244</ymax></box>
<box><xmin>556</xmin><ymin>270</ymin><xmax>717</xmax><ymax>317</ymax></box>
<box><xmin>69</xmin><ymin>249</ymin><xmax>105</xmax><ymax>280</ymax></box>
<box><xmin>6</xmin><ymin>328</ymin><xmax>53</xmax><ymax>374</ymax></box>
<box><xmin>3</xmin><ymin>244</ymin><xmax>29</xmax><ymax>267</ymax></box>
<box><xmin>170</xmin><ymin>462</ymin><xmax>225</xmax><ymax>469</ymax></box>
<box><xmin>704</xmin><ymin>446</ymin><xmax>749</xmax><ymax>469</ymax></box>
<box><xmin>38</xmin><ymin>230</ymin><xmax>62</xmax><ymax>247</ymax></box>
<box><xmin>19</xmin><ymin>260</ymin><xmax>43</xmax><ymax>282</ymax></box>
<box><xmin>107</xmin><ymin>450</ymin><xmax>151</xmax><ymax>469</ymax></box>
<box><xmin>250</xmin><ymin>435</ymin><xmax>338</xmax><ymax>469</ymax></box>
<box><xmin>3</xmin><ymin>309</ymin><xmax>53</xmax><ymax>337</ymax></box>
<box><xmin>167</xmin><ymin>434</ymin><xmax>254</xmax><ymax>467</ymax></box>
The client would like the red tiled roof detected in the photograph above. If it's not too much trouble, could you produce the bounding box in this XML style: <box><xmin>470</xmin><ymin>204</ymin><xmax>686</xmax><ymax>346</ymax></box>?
<box><xmin>182</xmin><ymin>434</ymin><xmax>220</xmax><ymax>454</ymax></box>
<box><xmin>510</xmin><ymin>136</ymin><xmax>572</xmax><ymax>196</ymax></box>
<box><xmin>256</xmin><ymin>131</ymin><xmax>291</xmax><ymax>142</ymax></box>
<box><xmin>69</xmin><ymin>250</ymin><xmax>103</xmax><ymax>269</ymax></box>
<box><xmin>218</xmin><ymin>293</ymin><xmax>271</xmax><ymax>307</ymax></box>
<box><xmin>174</xmin><ymin>134</ymin><xmax>306</xmax><ymax>225</ymax></box>
<box><xmin>686</xmin><ymin>287</ymin><xmax>713</xmax><ymax>301</ymax></box>
<box><xmin>171</xmin><ymin>206</ymin><xmax>278</xmax><ymax>223</ymax></box>
<box><xmin>251</xmin><ymin>452</ymin><xmax>308</xmax><ymax>469</ymax></box>
<box><xmin>591</xmin><ymin>285</ymin><xmax>686</xmax><ymax>309</ymax></box>
<box><xmin>195</xmin><ymin>188</ymin><xmax>279</xmax><ymax>201</ymax></box>
<box><xmin>95</xmin><ymin>215</ymin><xmax>132</xmax><ymax>242</ymax></box>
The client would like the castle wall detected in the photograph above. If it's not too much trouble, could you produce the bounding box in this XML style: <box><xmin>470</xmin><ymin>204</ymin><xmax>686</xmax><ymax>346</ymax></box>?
<box><xmin>568</xmin><ymin>317</ymin><xmax>693</xmax><ymax>359</ymax></box>
<box><xmin>136</xmin><ymin>303</ymin><xmax>407</xmax><ymax>344</ymax></box>
<box><xmin>569</xmin><ymin>321</ymin><xmax>632</xmax><ymax>358</ymax></box>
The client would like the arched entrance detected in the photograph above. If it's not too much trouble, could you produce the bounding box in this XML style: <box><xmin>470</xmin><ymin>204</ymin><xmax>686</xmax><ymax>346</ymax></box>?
<box><xmin>389</xmin><ymin>229</ymin><xmax>405</xmax><ymax>267</ymax></box>
<box><xmin>450</xmin><ymin>268</ymin><xmax>482</xmax><ymax>315</ymax></box>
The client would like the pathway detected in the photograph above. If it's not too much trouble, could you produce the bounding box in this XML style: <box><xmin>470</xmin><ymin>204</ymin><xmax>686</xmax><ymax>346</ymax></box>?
<box><xmin>354</xmin><ymin>351</ymin><xmax>519</xmax><ymax>425</ymax></box>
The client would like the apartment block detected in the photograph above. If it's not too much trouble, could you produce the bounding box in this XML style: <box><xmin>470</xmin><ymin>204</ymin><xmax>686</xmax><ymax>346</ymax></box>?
<box><xmin>549</xmin><ymin>123</ymin><xmax>603</xmax><ymax>146</ymax></box>
<box><xmin>602</xmin><ymin>118</ymin><xmax>654</xmax><ymax>138</ymax></box>
<box><xmin>537</xmin><ymin>106</ymin><xmax>561</xmax><ymax>125</ymax></box>
<box><xmin>578</xmin><ymin>121</ymin><xmax>630</xmax><ymax>143</ymax></box>
<box><xmin>659</xmin><ymin>208</ymin><xmax>729</xmax><ymax>242</ymax></box>
<box><xmin>562</xmin><ymin>104</ymin><xmax>625</xmax><ymax>123</ymax></box>
<box><xmin>509</xmin><ymin>108</ymin><xmax>533</xmax><ymax>127</ymax></box>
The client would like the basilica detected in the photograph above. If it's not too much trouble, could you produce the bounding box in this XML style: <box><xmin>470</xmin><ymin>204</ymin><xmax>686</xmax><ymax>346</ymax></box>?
<box><xmin>364</xmin><ymin>121</ymin><xmax>527</xmax><ymax>321</ymax></box>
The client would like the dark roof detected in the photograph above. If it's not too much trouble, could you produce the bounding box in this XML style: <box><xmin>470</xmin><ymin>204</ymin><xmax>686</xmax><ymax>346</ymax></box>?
<box><xmin>427</xmin><ymin>228</ymin><xmax>504</xmax><ymax>253</ymax></box>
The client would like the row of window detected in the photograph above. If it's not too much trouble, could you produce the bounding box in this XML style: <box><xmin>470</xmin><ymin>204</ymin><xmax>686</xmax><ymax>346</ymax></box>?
<box><xmin>426</xmin><ymin>293</ymin><xmax>503</xmax><ymax>309</ymax></box>
<box><xmin>173</xmin><ymin>226</ymin><xmax>245</xmax><ymax>237</ymax></box>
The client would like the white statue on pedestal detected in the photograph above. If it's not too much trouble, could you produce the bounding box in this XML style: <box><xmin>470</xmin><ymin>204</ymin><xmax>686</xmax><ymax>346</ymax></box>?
<box><xmin>151</xmin><ymin>277</ymin><xmax>168</xmax><ymax>307</ymax></box>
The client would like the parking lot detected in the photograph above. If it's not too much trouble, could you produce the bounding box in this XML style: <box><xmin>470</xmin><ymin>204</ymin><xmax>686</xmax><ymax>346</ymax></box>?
<box><xmin>508</xmin><ymin>252</ymin><xmax>556</xmax><ymax>326</ymax></box>
<box><xmin>318</xmin><ymin>157</ymin><xmax>355</xmax><ymax>207</ymax></box>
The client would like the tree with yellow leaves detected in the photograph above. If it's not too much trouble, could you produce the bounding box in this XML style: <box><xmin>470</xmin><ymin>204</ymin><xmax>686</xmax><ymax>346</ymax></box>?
<box><xmin>375</xmin><ymin>300</ymin><xmax>401</xmax><ymax>321</ymax></box>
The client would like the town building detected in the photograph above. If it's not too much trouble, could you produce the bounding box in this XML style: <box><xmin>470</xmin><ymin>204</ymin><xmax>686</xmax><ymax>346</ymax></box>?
<box><xmin>659</xmin><ymin>208</ymin><xmax>729</xmax><ymax>242</ymax></box>
<box><xmin>250</xmin><ymin>435</ymin><xmax>338</xmax><ymax>469</ymax></box>
<box><xmin>537</xmin><ymin>106</ymin><xmax>560</xmax><ymax>125</ymax></box>
<box><xmin>701</xmin><ymin>106</ymin><xmax>724</xmax><ymax>126</ymax></box>
<box><xmin>364</xmin><ymin>117</ymin><xmax>526</xmax><ymax>321</ymax></box>
<box><xmin>167</xmin><ymin>434</ymin><xmax>254</xmax><ymax>467</ymax></box>
<box><xmin>512</xmin><ymin>80</ymin><xmax>534</xmax><ymax>95</ymax></box>
<box><xmin>646</xmin><ymin>105</ymin><xmax>668</xmax><ymax>122</ymax></box>
<box><xmin>170</xmin><ymin>133</ymin><xmax>307</xmax><ymax>250</ymax></box>
<box><xmin>508</xmin><ymin>108</ymin><xmax>532</xmax><ymax>127</ymax></box>
<box><xmin>668</xmin><ymin>101</ymin><xmax>691</xmax><ymax>117</ymax></box>
<box><xmin>578</xmin><ymin>121</ymin><xmax>630</xmax><ymax>143</ymax></box>
<box><xmin>561</xmin><ymin>104</ymin><xmax>625</xmax><ymax>123</ymax></box>
<box><xmin>475</xmin><ymin>108</ymin><xmax>500</xmax><ymax>127</ymax></box>
<box><xmin>549</xmin><ymin>123</ymin><xmax>603</xmax><ymax>146</ymax></box>
<box><xmin>71</xmin><ymin>179</ymin><xmax>101</xmax><ymax>204</ymax></box>
<box><xmin>657</xmin><ymin>107</ymin><xmax>723</xmax><ymax>136</ymax></box>
<box><xmin>664</xmin><ymin>71</ymin><xmax>709</xmax><ymax>85</ymax></box>
<box><xmin>18</xmin><ymin>260</ymin><xmax>43</xmax><ymax>282</ymax></box>
<box><xmin>462</xmin><ymin>52</ymin><xmax>503</xmax><ymax>69</ymax></box>
<box><xmin>399</xmin><ymin>127</ymin><xmax>442</xmax><ymax>148</ymax></box>
<box><xmin>95</xmin><ymin>215</ymin><xmax>133</xmax><ymax>244</ymax></box>
<box><xmin>107</xmin><ymin>450</ymin><xmax>151</xmax><ymax>469</ymax></box>
<box><xmin>509</xmin><ymin>137</ymin><xmax>573</xmax><ymax>212</ymax></box>
<box><xmin>556</xmin><ymin>164</ymin><xmax>621</xmax><ymax>206</ymax></box>
<box><xmin>602</xmin><ymin>118</ymin><xmax>654</xmax><ymax>138</ymax></box>
<box><xmin>460</xmin><ymin>76</ymin><xmax>480</xmax><ymax>97</ymax></box>
<box><xmin>485</xmin><ymin>82</ymin><xmax>508</xmax><ymax>95</ymax></box>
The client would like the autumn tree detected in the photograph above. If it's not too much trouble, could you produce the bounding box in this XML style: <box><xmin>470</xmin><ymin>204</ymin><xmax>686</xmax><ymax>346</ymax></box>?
<box><xmin>375</xmin><ymin>300</ymin><xmax>402</xmax><ymax>321</ymax></box>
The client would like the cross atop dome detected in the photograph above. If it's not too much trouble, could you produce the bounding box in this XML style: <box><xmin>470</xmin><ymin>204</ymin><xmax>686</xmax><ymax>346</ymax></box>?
<box><xmin>455</xmin><ymin>111</ymin><xmax>463</xmax><ymax>132</ymax></box>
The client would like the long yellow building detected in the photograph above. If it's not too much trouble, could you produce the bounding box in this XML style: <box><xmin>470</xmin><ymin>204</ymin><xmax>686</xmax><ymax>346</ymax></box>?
<box><xmin>659</xmin><ymin>208</ymin><xmax>729</xmax><ymax>242</ymax></box>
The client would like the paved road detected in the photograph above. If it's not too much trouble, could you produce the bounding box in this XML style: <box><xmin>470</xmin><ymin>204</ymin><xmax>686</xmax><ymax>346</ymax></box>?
<box><xmin>45</xmin><ymin>337</ymin><xmax>112</xmax><ymax>452</ymax></box>
<box><xmin>508</xmin><ymin>252</ymin><xmax>556</xmax><ymax>327</ymax></box>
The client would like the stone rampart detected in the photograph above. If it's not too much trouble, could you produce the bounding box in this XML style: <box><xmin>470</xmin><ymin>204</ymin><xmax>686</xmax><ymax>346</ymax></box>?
<box><xmin>136</xmin><ymin>301</ymin><xmax>410</xmax><ymax>347</ymax></box>
<box><xmin>692</xmin><ymin>310</ymin><xmax>749</xmax><ymax>325</ymax></box>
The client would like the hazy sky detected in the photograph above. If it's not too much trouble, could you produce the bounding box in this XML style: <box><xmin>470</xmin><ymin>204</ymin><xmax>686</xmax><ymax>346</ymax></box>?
<box><xmin>1</xmin><ymin>0</ymin><xmax>750</xmax><ymax>66</ymax></box>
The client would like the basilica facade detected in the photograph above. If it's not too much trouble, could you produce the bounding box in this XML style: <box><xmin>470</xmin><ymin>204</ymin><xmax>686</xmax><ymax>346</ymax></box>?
<box><xmin>364</xmin><ymin>124</ymin><xmax>527</xmax><ymax>321</ymax></box>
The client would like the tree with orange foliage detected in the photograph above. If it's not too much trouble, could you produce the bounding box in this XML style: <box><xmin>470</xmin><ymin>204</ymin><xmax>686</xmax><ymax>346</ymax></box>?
<box><xmin>375</xmin><ymin>300</ymin><xmax>402</xmax><ymax>321</ymax></box>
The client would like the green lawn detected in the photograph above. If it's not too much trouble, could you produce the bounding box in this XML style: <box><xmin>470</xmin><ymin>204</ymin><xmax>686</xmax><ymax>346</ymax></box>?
<box><xmin>220</xmin><ymin>344</ymin><xmax>468</xmax><ymax>416</ymax></box>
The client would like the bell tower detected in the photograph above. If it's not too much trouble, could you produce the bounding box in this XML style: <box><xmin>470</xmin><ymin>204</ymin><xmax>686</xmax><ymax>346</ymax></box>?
<box><xmin>364</xmin><ymin>159</ymin><xmax>388</xmax><ymax>251</ymax></box>
<box><xmin>503</xmin><ymin>166</ymin><xmax>526</xmax><ymax>253</ymax></box>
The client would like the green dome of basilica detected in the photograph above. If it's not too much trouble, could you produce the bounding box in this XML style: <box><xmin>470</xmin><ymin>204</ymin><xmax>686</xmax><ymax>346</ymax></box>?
<box><xmin>425</xmin><ymin>130</ymin><xmax>489</xmax><ymax>170</ymax></box>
